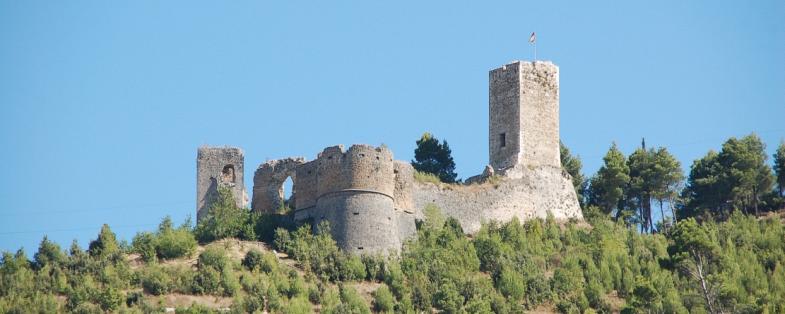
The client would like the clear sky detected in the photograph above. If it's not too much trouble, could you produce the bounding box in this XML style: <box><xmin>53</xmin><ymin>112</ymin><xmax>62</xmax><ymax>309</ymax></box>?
<box><xmin>1</xmin><ymin>1</ymin><xmax>784</xmax><ymax>254</ymax></box>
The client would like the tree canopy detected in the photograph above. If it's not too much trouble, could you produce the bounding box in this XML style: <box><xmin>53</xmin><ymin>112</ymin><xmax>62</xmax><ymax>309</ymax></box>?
<box><xmin>412</xmin><ymin>132</ymin><xmax>458</xmax><ymax>183</ymax></box>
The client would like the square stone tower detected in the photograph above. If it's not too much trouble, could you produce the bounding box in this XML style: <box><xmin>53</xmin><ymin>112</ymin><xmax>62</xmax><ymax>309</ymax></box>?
<box><xmin>489</xmin><ymin>61</ymin><xmax>560</xmax><ymax>171</ymax></box>
<box><xmin>196</xmin><ymin>146</ymin><xmax>248</xmax><ymax>221</ymax></box>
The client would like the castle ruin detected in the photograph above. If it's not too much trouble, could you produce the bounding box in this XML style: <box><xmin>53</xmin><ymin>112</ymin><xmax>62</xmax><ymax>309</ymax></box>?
<box><xmin>196</xmin><ymin>60</ymin><xmax>582</xmax><ymax>254</ymax></box>
<box><xmin>196</xmin><ymin>147</ymin><xmax>249</xmax><ymax>221</ymax></box>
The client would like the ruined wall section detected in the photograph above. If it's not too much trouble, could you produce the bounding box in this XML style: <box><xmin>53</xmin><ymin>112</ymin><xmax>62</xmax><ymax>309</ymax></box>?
<box><xmin>412</xmin><ymin>166</ymin><xmax>582</xmax><ymax>234</ymax></box>
<box><xmin>294</xmin><ymin>161</ymin><xmax>318</xmax><ymax>211</ymax></box>
<box><xmin>196</xmin><ymin>146</ymin><xmax>247</xmax><ymax>222</ymax></box>
<box><xmin>294</xmin><ymin>144</ymin><xmax>406</xmax><ymax>254</ymax></box>
<box><xmin>393</xmin><ymin>161</ymin><xmax>414</xmax><ymax>213</ymax></box>
<box><xmin>252</xmin><ymin>157</ymin><xmax>305</xmax><ymax>214</ymax></box>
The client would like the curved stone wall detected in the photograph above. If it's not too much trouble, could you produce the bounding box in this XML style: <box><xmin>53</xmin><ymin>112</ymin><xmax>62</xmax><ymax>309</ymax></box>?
<box><xmin>291</xmin><ymin>144</ymin><xmax>403</xmax><ymax>254</ymax></box>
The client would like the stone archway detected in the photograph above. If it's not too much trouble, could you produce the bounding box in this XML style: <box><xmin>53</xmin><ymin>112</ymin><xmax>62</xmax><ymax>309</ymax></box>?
<box><xmin>251</xmin><ymin>157</ymin><xmax>305</xmax><ymax>214</ymax></box>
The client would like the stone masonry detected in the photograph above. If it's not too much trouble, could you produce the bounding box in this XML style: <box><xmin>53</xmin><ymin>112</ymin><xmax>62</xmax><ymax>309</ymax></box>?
<box><xmin>252</xmin><ymin>145</ymin><xmax>416</xmax><ymax>255</ymax></box>
<box><xmin>196</xmin><ymin>146</ymin><xmax>248</xmax><ymax>221</ymax></box>
<box><xmin>197</xmin><ymin>60</ymin><xmax>582</xmax><ymax>254</ymax></box>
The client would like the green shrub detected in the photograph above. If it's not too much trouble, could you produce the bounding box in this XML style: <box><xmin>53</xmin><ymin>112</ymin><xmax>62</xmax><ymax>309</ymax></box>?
<box><xmin>338</xmin><ymin>285</ymin><xmax>371</xmax><ymax>314</ymax></box>
<box><xmin>242</xmin><ymin>249</ymin><xmax>278</xmax><ymax>273</ymax></box>
<box><xmin>96</xmin><ymin>286</ymin><xmax>123</xmax><ymax>311</ymax></box>
<box><xmin>197</xmin><ymin>247</ymin><xmax>228</xmax><ymax>272</ymax></box>
<box><xmin>373</xmin><ymin>284</ymin><xmax>395</xmax><ymax>312</ymax></box>
<box><xmin>33</xmin><ymin>236</ymin><xmax>65</xmax><ymax>270</ymax></box>
<box><xmin>192</xmin><ymin>267</ymin><xmax>221</xmax><ymax>295</ymax></box>
<box><xmin>496</xmin><ymin>267</ymin><xmax>525</xmax><ymax>301</ymax></box>
<box><xmin>131</xmin><ymin>217</ymin><xmax>197</xmax><ymax>262</ymax></box>
<box><xmin>220</xmin><ymin>267</ymin><xmax>240</xmax><ymax>297</ymax></box>
<box><xmin>88</xmin><ymin>224</ymin><xmax>120</xmax><ymax>258</ymax></box>
<box><xmin>139</xmin><ymin>267</ymin><xmax>172</xmax><ymax>295</ymax></box>
<box><xmin>284</xmin><ymin>295</ymin><xmax>312</xmax><ymax>314</ymax></box>
<box><xmin>193</xmin><ymin>187</ymin><xmax>256</xmax><ymax>243</ymax></box>
<box><xmin>131</xmin><ymin>232</ymin><xmax>157</xmax><ymax>263</ymax></box>
<box><xmin>155</xmin><ymin>227</ymin><xmax>197</xmax><ymax>260</ymax></box>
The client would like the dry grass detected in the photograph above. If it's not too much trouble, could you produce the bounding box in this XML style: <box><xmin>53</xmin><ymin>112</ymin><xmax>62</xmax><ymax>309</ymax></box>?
<box><xmin>413</xmin><ymin>171</ymin><xmax>442</xmax><ymax>185</ymax></box>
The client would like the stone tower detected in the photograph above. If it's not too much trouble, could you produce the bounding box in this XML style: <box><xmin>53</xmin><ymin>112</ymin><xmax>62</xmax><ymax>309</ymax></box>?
<box><xmin>291</xmin><ymin>144</ymin><xmax>416</xmax><ymax>254</ymax></box>
<box><xmin>489</xmin><ymin>61</ymin><xmax>560</xmax><ymax>172</ymax></box>
<box><xmin>196</xmin><ymin>146</ymin><xmax>248</xmax><ymax>221</ymax></box>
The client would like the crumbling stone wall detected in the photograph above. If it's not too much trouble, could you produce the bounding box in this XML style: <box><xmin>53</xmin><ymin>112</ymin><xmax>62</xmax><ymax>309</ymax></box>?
<box><xmin>251</xmin><ymin>157</ymin><xmax>305</xmax><ymax>214</ymax></box>
<box><xmin>393</xmin><ymin>161</ymin><xmax>414</xmax><ymax>213</ymax></box>
<box><xmin>196</xmin><ymin>60</ymin><xmax>581</xmax><ymax>254</ymax></box>
<box><xmin>196</xmin><ymin>146</ymin><xmax>248</xmax><ymax>221</ymax></box>
<box><xmin>292</xmin><ymin>144</ymin><xmax>414</xmax><ymax>254</ymax></box>
<box><xmin>413</xmin><ymin>166</ymin><xmax>582</xmax><ymax>234</ymax></box>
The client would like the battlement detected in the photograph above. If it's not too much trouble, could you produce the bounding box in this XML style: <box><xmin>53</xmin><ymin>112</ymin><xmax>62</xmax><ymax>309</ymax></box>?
<box><xmin>315</xmin><ymin>144</ymin><xmax>395</xmax><ymax>201</ymax></box>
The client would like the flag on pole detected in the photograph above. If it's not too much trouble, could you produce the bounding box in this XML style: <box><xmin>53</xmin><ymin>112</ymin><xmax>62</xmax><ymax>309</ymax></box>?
<box><xmin>528</xmin><ymin>32</ymin><xmax>536</xmax><ymax>44</ymax></box>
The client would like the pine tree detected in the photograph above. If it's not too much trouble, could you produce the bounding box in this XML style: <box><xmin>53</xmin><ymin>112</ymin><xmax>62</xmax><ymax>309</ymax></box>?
<box><xmin>773</xmin><ymin>141</ymin><xmax>785</xmax><ymax>197</ymax></box>
<box><xmin>681</xmin><ymin>150</ymin><xmax>725</xmax><ymax>219</ymax></box>
<box><xmin>88</xmin><ymin>224</ymin><xmax>119</xmax><ymax>258</ymax></box>
<box><xmin>651</xmin><ymin>147</ymin><xmax>684</xmax><ymax>226</ymax></box>
<box><xmin>718</xmin><ymin>134</ymin><xmax>774</xmax><ymax>215</ymax></box>
<box><xmin>412</xmin><ymin>132</ymin><xmax>458</xmax><ymax>183</ymax></box>
<box><xmin>627</xmin><ymin>147</ymin><xmax>655</xmax><ymax>233</ymax></box>
<box><xmin>589</xmin><ymin>143</ymin><xmax>630</xmax><ymax>217</ymax></box>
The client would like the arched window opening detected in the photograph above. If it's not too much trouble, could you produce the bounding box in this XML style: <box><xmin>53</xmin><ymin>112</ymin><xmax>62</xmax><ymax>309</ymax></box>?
<box><xmin>221</xmin><ymin>165</ymin><xmax>236</xmax><ymax>184</ymax></box>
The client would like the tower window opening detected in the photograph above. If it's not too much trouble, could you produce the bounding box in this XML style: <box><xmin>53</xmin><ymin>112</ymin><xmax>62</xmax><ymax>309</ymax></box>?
<box><xmin>221</xmin><ymin>165</ymin><xmax>236</xmax><ymax>183</ymax></box>
<box><xmin>499</xmin><ymin>133</ymin><xmax>506</xmax><ymax>148</ymax></box>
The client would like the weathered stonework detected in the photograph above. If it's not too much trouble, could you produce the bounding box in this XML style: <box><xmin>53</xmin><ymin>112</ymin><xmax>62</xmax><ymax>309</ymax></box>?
<box><xmin>285</xmin><ymin>145</ymin><xmax>416</xmax><ymax>255</ymax></box>
<box><xmin>196</xmin><ymin>60</ymin><xmax>581</xmax><ymax>254</ymax></box>
<box><xmin>490</xmin><ymin>61</ymin><xmax>560</xmax><ymax>171</ymax></box>
<box><xmin>196</xmin><ymin>146</ymin><xmax>248</xmax><ymax>221</ymax></box>
<box><xmin>251</xmin><ymin>157</ymin><xmax>305</xmax><ymax>214</ymax></box>
<box><xmin>413</xmin><ymin>166</ymin><xmax>581</xmax><ymax>234</ymax></box>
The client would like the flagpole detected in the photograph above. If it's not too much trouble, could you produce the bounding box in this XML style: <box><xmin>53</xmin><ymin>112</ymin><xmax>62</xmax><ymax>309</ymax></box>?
<box><xmin>534</xmin><ymin>42</ymin><xmax>537</xmax><ymax>61</ymax></box>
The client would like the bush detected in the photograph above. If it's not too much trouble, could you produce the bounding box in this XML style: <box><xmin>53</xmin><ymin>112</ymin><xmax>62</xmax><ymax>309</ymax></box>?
<box><xmin>139</xmin><ymin>267</ymin><xmax>172</xmax><ymax>295</ymax></box>
<box><xmin>193</xmin><ymin>187</ymin><xmax>256</xmax><ymax>243</ymax></box>
<box><xmin>88</xmin><ymin>224</ymin><xmax>120</xmax><ymax>258</ymax></box>
<box><xmin>338</xmin><ymin>285</ymin><xmax>371</xmax><ymax>314</ymax></box>
<box><xmin>242</xmin><ymin>249</ymin><xmax>278</xmax><ymax>273</ymax></box>
<box><xmin>131</xmin><ymin>217</ymin><xmax>197</xmax><ymax>262</ymax></box>
<box><xmin>192</xmin><ymin>267</ymin><xmax>221</xmax><ymax>295</ymax></box>
<box><xmin>197</xmin><ymin>247</ymin><xmax>228</xmax><ymax>272</ymax></box>
<box><xmin>496</xmin><ymin>267</ymin><xmax>525</xmax><ymax>301</ymax></box>
<box><xmin>155</xmin><ymin>222</ymin><xmax>197</xmax><ymax>260</ymax></box>
<box><xmin>373</xmin><ymin>284</ymin><xmax>395</xmax><ymax>312</ymax></box>
<box><xmin>131</xmin><ymin>232</ymin><xmax>157</xmax><ymax>263</ymax></box>
<box><xmin>96</xmin><ymin>287</ymin><xmax>123</xmax><ymax>311</ymax></box>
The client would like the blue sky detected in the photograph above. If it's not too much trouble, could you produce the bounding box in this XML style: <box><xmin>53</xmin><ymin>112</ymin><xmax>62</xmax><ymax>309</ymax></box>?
<box><xmin>1</xmin><ymin>1</ymin><xmax>784</xmax><ymax>254</ymax></box>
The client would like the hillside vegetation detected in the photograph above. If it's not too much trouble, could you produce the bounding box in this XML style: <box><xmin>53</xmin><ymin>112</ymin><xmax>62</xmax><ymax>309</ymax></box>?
<box><xmin>2</xmin><ymin>135</ymin><xmax>785</xmax><ymax>313</ymax></box>
<box><xmin>2</xmin><ymin>201</ymin><xmax>785</xmax><ymax>313</ymax></box>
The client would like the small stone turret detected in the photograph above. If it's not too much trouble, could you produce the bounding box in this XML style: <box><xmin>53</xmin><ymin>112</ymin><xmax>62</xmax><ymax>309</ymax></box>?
<box><xmin>196</xmin><ymin>146</ymin><xmax>248</xmax><ymax>221</ymax></box>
